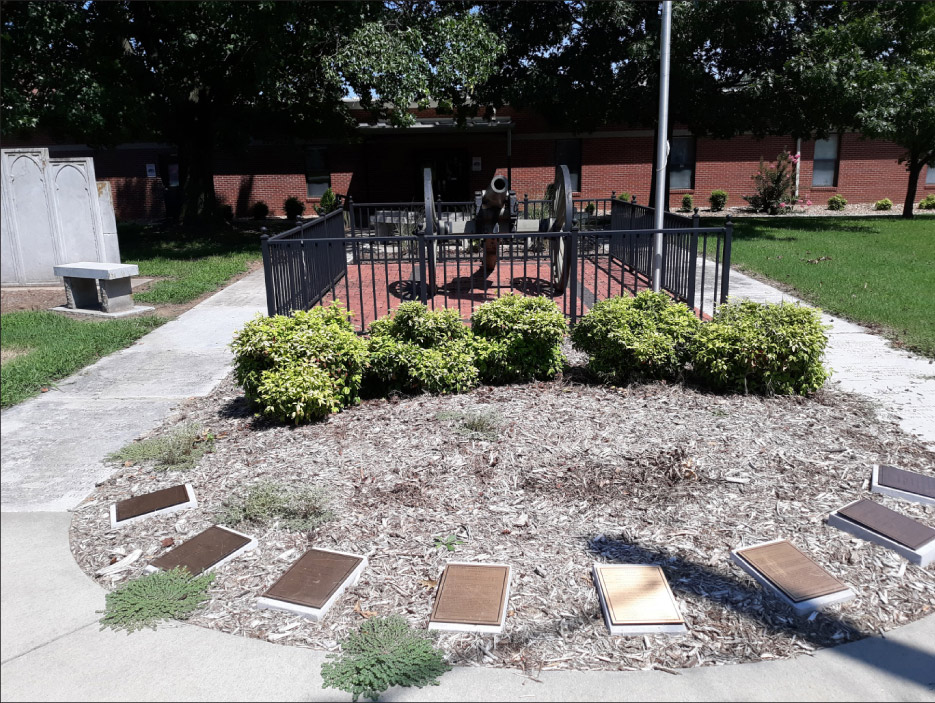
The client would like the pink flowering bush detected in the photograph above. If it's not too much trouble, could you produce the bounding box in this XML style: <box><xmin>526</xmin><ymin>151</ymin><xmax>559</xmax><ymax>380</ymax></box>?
<box><xmin>743</xmin><ymin>151</ymin><xmax>797</xmax><ymax>215</ymax></box>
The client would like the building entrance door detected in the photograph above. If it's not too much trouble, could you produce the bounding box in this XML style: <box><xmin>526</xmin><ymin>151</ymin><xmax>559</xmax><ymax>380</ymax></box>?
<box><xmin>418</xmin><ymin>151</ymin><xmax>469</xmax><ymax>202</ymax></box>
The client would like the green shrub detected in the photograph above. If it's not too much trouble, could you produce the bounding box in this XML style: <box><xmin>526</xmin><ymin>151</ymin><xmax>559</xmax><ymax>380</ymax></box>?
<box><xmin>250</xmin><ymin>201</ymin><xmax>269</xmax><ymax>220</ymax></box>
<box><xmin>321</xmin><ymin>615</ymin><xmax>451</xmax><ymax>702</ymax></box>
<box><xmin>919</xmin><ymin>194</ymin><xmax>935</xmax><ymax>210</ymax></box>
<box><xmin>99</xmin><ymin>568</ymin><xmax>214</xmax><ymax>633</ymax></box>
<box><xmin>218</xmin><ymin>204</ymin><xmax>234</xmax><ymax>223</ymax></box>
<box><xmin>231</xmin><ymin>302</ymin><xmax>367</xmax><ymax>423</ymax></box>
<box><xmin>364</xmin><ymin>336</ymin><xmax>477</xmax><ymax>396</ymax></box>
<box><xmin>231</xmin><ymin>302</ymin><xmax>357</xmax><ymax>396</ymax></box>
<box><xmin>218</xmin><ymin>480</ymin><xmax>332</xmax><ymax>531</ymax></box>
<box><xmin>616</xmin><ymin>191</ymin><xmax>632</xmax><ymax>202</ymax></box>
<box><xmin>873</xmin><ymin>198</ymin><xmax>893</xmax><ymax>211</ymax></box>
<box><xmin>743</xmin><ymin>152</ymin><xmax>795</xmax><ymax>214</ymax></box>
<box><xmin>470</xmin><ymin>295</ymin><xmax>567</xmax><ymax>383</ymax></box>
<box><xmin>370</xmin><ymin>303</ymin><xmax>468</xmax><ymax>348</ymax></box>
<box><xmin>107</xmin><ymin>423</ymin><xmax>213</xmax><ymax>472</ymax></box>
<box><xmin>571</xmin><ymin>292</ymin><xmax>700</xmax><ymax>382</ymax></box>
<box><xmin>680</xmin><ymin>193</ymin><xmax>693</xmax><ymax>211</ymax></box>
<box><xmin>256</xmin><ymin>363</ymin><xmax>342</xmax><ymax>423</ymax></box>
<box><xmin>709</xmin><ymin>190</ymin><xmax>728</xmax><ymax>211</ymax></box>
<box><xmin>827</xmin><ymin>194</ymin><xmax>847</xmax><ymax>211</ymax></box>
<box><xmin>317</xmin><ymin>188</ymin><xmax>343</xmax><ymax>214</ymax></box>
<box><xmin>689</xmin><ymin>300</ymin><xmax>830</xmax><ymax>395</ymax></box>
<box><xmin>283</xmin><ymin>196</ymin><xmax>305</xmax><ymax>221</ymax></box>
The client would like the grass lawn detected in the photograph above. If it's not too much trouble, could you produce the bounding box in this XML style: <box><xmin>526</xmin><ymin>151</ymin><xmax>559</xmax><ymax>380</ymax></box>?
<box><xmin>714</xmin><ymin>215</ymin><xmax>935</xmax><ymax>357</ymax></box>
<box><xmin>119</xmin><ymin>220</ymin><xmax>281</xmax><ymax>305</ymax></box>
<box><xmin>1</xmin><ymin>311</ymin><xmax>164</xmax><ymax>407</ymax></box>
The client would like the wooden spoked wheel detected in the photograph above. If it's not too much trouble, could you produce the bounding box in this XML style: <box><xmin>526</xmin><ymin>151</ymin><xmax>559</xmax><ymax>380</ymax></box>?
<box><xmin>549</xmin><ymin>165</ymin><xmax>574</xmax><ymax>293</ymax></box>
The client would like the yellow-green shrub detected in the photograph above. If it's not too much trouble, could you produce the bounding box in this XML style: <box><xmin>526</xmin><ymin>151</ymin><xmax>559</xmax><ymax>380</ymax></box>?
<box><xmin>571</xmin><ymin>292</ymin><xmax>700</xmax><ymax>382</ymax></box>
<box><xmin>470</xmin><ymin>295</ymin><xmax>566</xmax><ymax>383</ymax></box>
<box><xmin>689</xmin><ymin>300</ymin><xmax>829</xmax><ymax>395</ymax></box>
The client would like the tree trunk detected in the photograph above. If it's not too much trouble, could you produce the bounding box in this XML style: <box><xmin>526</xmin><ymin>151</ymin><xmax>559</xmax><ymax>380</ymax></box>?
<box><xmin>902</xmin><ymin>157</ymin><xmax>923</xmax><ymax>219</ymax></box>
<box><xmin>178</xmin><ymin>95</ymin><xmax>218</xmax><ymax>227</ymax></box>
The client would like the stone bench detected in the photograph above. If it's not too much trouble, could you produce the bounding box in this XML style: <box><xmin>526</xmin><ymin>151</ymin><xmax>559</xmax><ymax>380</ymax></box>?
<box><xmin>53</xmin><ymin>262</ymin><xmax>140</xmax><ymax>314</ymax></box>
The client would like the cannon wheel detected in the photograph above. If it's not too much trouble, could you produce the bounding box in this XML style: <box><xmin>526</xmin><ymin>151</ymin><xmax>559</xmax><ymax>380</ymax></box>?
<box><xmin>549</xmin><ymin>165</ymin><xmax>574</xmax><ymax>292</ymax></box>
<box><xmin>423</xmin><ymin>168</ymin><xmax>439</xmax><ymax>296</ymax></box>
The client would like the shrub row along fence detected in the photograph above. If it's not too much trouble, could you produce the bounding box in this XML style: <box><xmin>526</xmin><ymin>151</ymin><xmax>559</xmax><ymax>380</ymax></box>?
<box><xmin>262</xmin><ymin>195</ymin><xmax>732</xmax><ymax>332</ymax></box>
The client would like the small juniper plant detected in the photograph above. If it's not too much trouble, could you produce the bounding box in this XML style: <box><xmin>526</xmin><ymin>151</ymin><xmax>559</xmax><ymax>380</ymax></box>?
<box><xmin>99</xmin><ymin>567</ymin><xmax>215</xmax><ymax>632</ymax></box>
<box><xmin>321</xmin><ymin>615</ymin><xmax>451</xmax><ymax>702</ymax></box>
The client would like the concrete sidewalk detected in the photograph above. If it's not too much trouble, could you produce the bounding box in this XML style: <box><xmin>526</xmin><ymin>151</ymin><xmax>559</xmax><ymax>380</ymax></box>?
<box><xmin>2</xmin><ymin>265</ymin><xmax>934</xmax><ymax>701</ymax></box>
<box><xmin>0</xmin><ymin>270</ymin><xmax>266</xmax><ymax>512</ymax></box>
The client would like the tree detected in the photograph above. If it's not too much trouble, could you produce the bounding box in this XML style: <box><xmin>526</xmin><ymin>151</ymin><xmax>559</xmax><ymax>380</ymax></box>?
<box><xmin>760</xmin><ymin>2</ymin><xmax>935</xmax><ymax>218</ymax></box>
<box><xmin>1</xmin><ymin>1</ymin><xmax>503</xmax><ymax>225</ymax></box>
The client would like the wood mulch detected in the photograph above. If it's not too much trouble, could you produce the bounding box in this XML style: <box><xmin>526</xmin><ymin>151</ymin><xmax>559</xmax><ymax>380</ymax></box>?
<box><xmin>69</xmin><ymin>369</ymin><xmax>934</xmax><ymax>672</ymax></box>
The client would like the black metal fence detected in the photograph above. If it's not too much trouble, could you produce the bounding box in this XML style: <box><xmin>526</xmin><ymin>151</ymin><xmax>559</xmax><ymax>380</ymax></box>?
<box><xmin>261</xmin><ymin>196</ymin><xmax>733</xmax><ymax>329</ymax></box>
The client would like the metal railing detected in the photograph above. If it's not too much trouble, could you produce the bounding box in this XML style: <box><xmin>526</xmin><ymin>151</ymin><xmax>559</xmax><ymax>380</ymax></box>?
<box><xmin>261</xmin><ymin>207</ymin><xmax>733</xmax><ymax>329</ymax></box>
<box><xmin>261</xmin><ymin>209</ymin><xmax>346</xmax><ymax>317</ymax></box>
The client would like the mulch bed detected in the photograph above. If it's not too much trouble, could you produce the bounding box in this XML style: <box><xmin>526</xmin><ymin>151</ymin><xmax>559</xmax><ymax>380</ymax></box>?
<box><xmin>70</xmin><ymin>368</ymin><xmax>934</xmax><ymax>673</ymax></box>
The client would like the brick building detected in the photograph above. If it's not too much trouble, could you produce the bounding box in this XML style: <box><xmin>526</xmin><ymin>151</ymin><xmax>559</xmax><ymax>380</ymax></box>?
<box><xmin>12</xmin><ymin>104</ymin><xmax>933</xmax><ymax>221</ymax></box>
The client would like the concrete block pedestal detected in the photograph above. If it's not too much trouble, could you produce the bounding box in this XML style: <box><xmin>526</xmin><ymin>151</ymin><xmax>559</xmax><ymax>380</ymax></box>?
<box><xmin>52</xmin><ymin>262</ymin><xmax>153</xmax><ymax>317</ymax></box>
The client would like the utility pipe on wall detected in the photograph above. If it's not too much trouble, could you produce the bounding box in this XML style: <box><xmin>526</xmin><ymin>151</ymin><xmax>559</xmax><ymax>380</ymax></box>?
<box><xmin>652</xmin><ymin>1</ymin><xmax>673</xmax><ymax>293</ymax></box>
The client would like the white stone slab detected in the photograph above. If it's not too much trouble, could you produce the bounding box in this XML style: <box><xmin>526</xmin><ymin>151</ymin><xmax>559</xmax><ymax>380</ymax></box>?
<box><xmin>871</xmin><ymin>464</ymin><xmax>935</xmax><ymax>507</ymax></box>
<box><xmin>53</xmin><ymin>262</ymin><xmax>139</xmax><ymax>280</ymax></box>
<box><xmin>51</xmin><ymin>304</ymin><xmax>155</xmax><ymax>319</ymax></box>
<box><xmin>256</xmin><ymin>549</ymin><xmax>367</xmax><ymax>622</ymax></box>
<box><xmin>730</xmin><ymin>539</ymin><xmax>855</xmax><ymax>615</ymax></box>
<box><xmin>143</xmin><ymin>525</ymin><xmax>257</xmax><ymax>575</ymax></box>
<box><xmin>109</xmin><ymin>484</ymin><xmax>198</xmax><ymax>529</ymax></box>
<box><xmin>827</xmin><ymin>500</ymin><xmax>935</xmax><ymax>567</ymax></box>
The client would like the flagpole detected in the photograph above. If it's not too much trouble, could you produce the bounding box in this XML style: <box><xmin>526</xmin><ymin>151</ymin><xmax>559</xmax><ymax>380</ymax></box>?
<box><xmin>652</xmin><ymin>0</ymin><xmax>672</xmax><ymax>293</ymax></box>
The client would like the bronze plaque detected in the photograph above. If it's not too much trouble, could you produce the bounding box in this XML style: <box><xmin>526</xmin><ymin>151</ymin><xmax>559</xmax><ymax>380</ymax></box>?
<box><xmin>263</xmin><ymin>549</ymin><xmax>362</xmax><ymax>609</ymax></box>
<box><xmin>430</xmin><ymin>564</ymin><xmax>509</xmax><ymax>626</ymax></box>
<box><xmin>115</xmin><ymin>484</ymin><xmax>189</xmax><ymax>523</ymax></box>
<box><xmin>594</xmin><ymin>565</ymin><xmax>683</xmax><ymax>625</ymax></box>
<box><xmin>149</xmin><ymin>526</ymin><xmax>250</xmax><ymax>575</ymax></box>
<box><xmin>736</xmin><ymin>541</ymin><xmax>846</xmax><ymax>603</ymax></box>
<box><xmin>878</xmin><ymin>465</ymin><xmax>935</xmax><ymax>500</ymax></box>
<box><xmin>838</xmin><ymin>499</ymin><xmax>935</xmax><ymax>550</ymax></box>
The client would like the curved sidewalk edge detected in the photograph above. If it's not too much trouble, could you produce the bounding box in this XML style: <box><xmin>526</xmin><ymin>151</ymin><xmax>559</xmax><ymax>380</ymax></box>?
<box><xmin>0</xmin><ymin>270</ymin><xmax>267</xmax><ymax>513</ymax></box>
<box><xmin>2</xmin><ymin>512</ymin><xmax>933</xmax><ymax>702</ymax></box>
<box><xmin>726</xmin><ymin>267</ymin><xmax>935</xmax><ymax>450</ymax></box>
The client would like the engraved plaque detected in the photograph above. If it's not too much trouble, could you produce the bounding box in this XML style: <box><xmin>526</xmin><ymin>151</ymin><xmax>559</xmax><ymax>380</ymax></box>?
<box><xmin>430</xmin><ymin>564</ymin><xmax>509</xmax><ymax>626</ymax></box>
<box><xmin>263</xmin><ymin>549</ymin><xmax>363</xmax><ymax>609</ymax></box>
<box><xmin>115</xmin><ymin>484</ymin><xmax>190</xmax><ymax>523</ymax></box>
<box><xmin>735</xmin><ymin>541</ymin><xmax>846</xmax><ymax>603</ymax></box>
<box><xmin>838</xmin><ymin>499</ymin><xmax>935</xmax><ymax>550</ymax></box>
<box><xmin>878</xmin><ymin>465</ymin><xmax>935</xmax><ymax>500</ymax></box>
<box><xmin>149</xmin><ymin>525</ymin><xmax>250</xmax><ymax>575</ymax></box>
<box><xmin>594</xmin><ymin>565</ymin><xmax>683</xmax><ymax>625</ymax></box>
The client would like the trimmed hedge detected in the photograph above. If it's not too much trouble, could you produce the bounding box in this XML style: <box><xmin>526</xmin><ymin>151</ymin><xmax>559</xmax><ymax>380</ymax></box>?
<box><xmin>689</xmin><ymin>299</ymin><xmax>829</xmax><ymax>395</ymax></box>
<box><xmin>231</xmin><ymin>302</ymin><xmax>367</xmax><ymax>423</ymax></box>
<box><xmin>571</xmin><ymin>292</ymin><xmax>700</xmax><ymax>382</ymax></box>
<box><xmin>364</xmin><ymin>304</ymin><xmax>477</xmax><ymax>395</ymax></box>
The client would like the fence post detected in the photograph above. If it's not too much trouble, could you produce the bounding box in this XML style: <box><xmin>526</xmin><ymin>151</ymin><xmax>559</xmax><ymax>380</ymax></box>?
<box><xmin>569</xmin><ymin>228</ymin><xmax>579</xmax><ymax>326</ymax></box>
<box><xmin>523</xmin><ymin>193</ymin><xmax>528</xmax><ymax>219</ymax></box>
<box><xmin>720</xmin><ymin>214</ymin><xmax>733</xmax><ymax>305</ymax></box>
<box><xmin>687</xmin><ymin>207</ymin><xmax>699</xmax><ymax>310</ymax></box>
<box><xmin>261</xmin><ymin>234</ymin><xmax>276</xmax><ymax>317</ymax></box>
<box><xmin>347</xmin><ymin>196</ymin><xmax>355</xmax><ymax>236</ymax></box>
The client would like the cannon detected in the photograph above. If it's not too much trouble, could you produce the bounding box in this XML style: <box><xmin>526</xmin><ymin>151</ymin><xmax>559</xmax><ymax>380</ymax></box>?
<box><xmin>421</xmin><ymin>165</ymin><xmax>574</xmax><ymax>294</ymax></box>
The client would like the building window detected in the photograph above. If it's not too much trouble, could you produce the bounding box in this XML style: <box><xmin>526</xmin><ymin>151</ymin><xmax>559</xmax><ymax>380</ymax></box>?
<box><xmin>305</xmin><ymin>147</ymin><xmax>330</xmax><ymax>198</ymax></box>
<box><xmin>555</xmin><ymin>139</ymin><xmax>581</xmax><ymax>191</ymax></box>
<box><xmin>668</xmin><ymin>136</ymin><xmax>695</xmax><ymax>190</ymax></box>
<box><xmin>812</xmin><ymin>135</ymin><xmax>839</xmax><ymax>187</ymax></box>
<box><xmin>926</xmin><ymin>162</ymin><xmax>935</xmax><ymax>185</ymax></box>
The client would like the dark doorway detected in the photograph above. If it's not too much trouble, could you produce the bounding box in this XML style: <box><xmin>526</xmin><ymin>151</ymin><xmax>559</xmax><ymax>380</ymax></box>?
<box><xmin>418</xmin><ymin>150</ymin><xmax>470</xmax><ymax>201</ymax></box>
